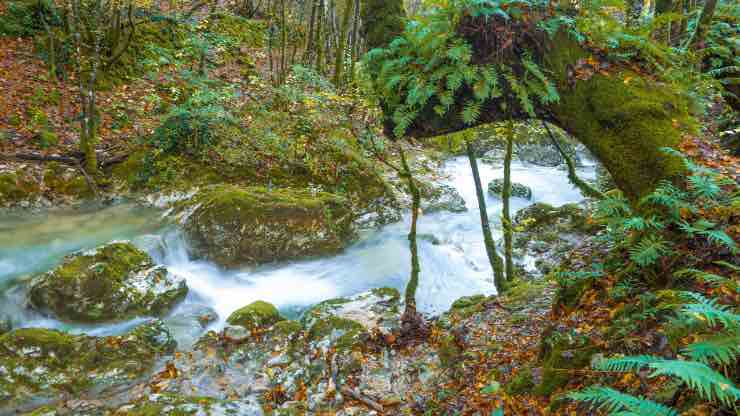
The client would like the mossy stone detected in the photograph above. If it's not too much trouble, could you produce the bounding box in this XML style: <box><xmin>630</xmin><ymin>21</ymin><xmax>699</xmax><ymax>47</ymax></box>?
<box><xmin>184</xmin><ymin>184</ymin><xmax>356</xmax><ymax>267</ymax></box>
<box><xmin>307</xmin><ymin>316</ymin><xmax>367</xmax><ymax>352</ymax></box>
<box><xmin>488</xmin><ymin>179</ymin><xmax>533</xmax><ymax>200</ymax></box>
<box><xmin>0</xmin><ymin>320</ymin><xmax>175</xmax><ymax>410</ymax></box>
<box><xmin>28</xmin><ymin>242</ymin><xmax>188</xmax><ymax>322</ymax></box>
<box><xmin>535</xmin><ymin>330</ymin><xmax>597</xmax><ymax>395</ymax></box>
<box><xmin>226</xmin><ymin>300</ymin><xmax>285</xmax><ymax>330</ymax></box>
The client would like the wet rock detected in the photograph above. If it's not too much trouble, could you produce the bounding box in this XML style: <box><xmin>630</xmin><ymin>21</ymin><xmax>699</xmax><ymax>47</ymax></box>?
<box><xmin>301</xmin><ymin>288</ymin><xmax>401</xmax><ymax>339</ymax></box>
<box><xmin>163</xmin><ymin>304</ymin><xmax>218</xmax><ymax>347</ymax></box>
<box><xmin>114</xmin><ymin>393</ymin><xmax>264</xmax><ymax>415</ymax></box>
<box><xmin>0</xmin><ymin>320</ymin><xmax>175</xmax><ymax>411</ymax></box>
<box><xmin>28</xmin><ymin>241</ymin><xmax>188</xmax><ymax>323</ymax></box>
<box><xmin>512</xmin><ymin>202</ymin><xmax>595</xmax><ymax>277</ymax></box>
<box><xmin>487</xmin><ymin>179</ymin><xmax>532</xmax><ymax>200</ymax></box>
<box><xmin>182</xmin><ymin>185</ymin><xmax>356</xmax><ymax>267</ymax></box>
<box><xmin>419</xmin><ymin>183</ymin><xmax>467</xmax><ymax>213</ymax></box>
<box><xmin>227</xmin><ymin>300</ymin><xmax>285</xmax><ymax>331</ymax></box>
<box><xmin>0</xmin><ymin>316</ymin><xmax>11</xmax><ymax>336</ymax></box>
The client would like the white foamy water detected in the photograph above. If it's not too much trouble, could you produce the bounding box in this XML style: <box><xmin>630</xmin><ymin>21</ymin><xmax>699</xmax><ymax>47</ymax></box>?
<box><xmin>0</xmin><ymin>157</ymin><xmax>595</xmax><ymax>344</ymax></box>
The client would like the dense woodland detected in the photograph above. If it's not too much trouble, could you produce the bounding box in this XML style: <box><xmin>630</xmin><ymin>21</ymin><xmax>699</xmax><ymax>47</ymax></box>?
<box><xmin>0</xmin><ymin>0</ymin><xmax>738</xmax><ymax>414</ymax></box>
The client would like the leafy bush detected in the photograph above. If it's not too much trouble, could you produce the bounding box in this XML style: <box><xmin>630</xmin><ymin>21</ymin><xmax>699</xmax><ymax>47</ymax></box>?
<box><xmin>0</xmin><ymin>0</ymin><xmax>59</xmax><ymax>37</ymax></box>
<box><xmin>565</xmin><ymin>149</ymin><xmax>739</xmax><ymax>414</ymax></box>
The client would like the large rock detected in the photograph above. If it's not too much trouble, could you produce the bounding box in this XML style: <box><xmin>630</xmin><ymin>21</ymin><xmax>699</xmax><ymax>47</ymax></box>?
<box><xmin>420</xmin><ymin>183</ymin><xmax>467</xmax><ymax>213</ymax></box>
<box><xmin>0</xmin><ymin>320</ymin><xmax>175</xmax><ymax>411</ymax></box>
<box><xmin>487</xmin><ymin>179</ymin><xmax>532</xmax><ymax>200</ymax></box>
<box><xmin>182</xmin><ymin>185</ymin><xmax>356</xmax><ymax>267</ymax></box>
<box><xmin>28</xmin><ymin>242</ymin><xmax>188</xmax><ymax>323</ymax></box>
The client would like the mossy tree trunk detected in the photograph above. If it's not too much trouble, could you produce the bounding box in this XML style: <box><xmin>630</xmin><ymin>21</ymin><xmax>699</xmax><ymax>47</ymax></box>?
<box><xmin>399</xmin><ymin>147</ymin><xmax>421</xmax><ymax>320</ymax></box>
<box><xmin>687</xmin><ymin>0</ymin><xmax>717</xmax><ymax>50</ymax></box>
<box><xmin>466</xmin><ymin>140</ymin><xmax>506</xmax><ymax>293</ymax></box>
<box><xmin>502</xmin><ymin>121</ymin><xmax>514</xmax><ymax>282</ymax></box>
<box><xmin>332</xmin><ymin>0</ymin><xmax>353</xmax><ymax>87</ymax></box>
<box><xmin>378</xmin><ymin>31</ymin><xmax>689</xmax><ymax>202</ymax></box>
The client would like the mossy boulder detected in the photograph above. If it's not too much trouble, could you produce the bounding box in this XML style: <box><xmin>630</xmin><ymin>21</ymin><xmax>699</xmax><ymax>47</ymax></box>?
<box><xmin>488</xmin><ymin>179</ymin><xmax>533</xmax><ymax>200</ymax></box>
<box><xmin>28</xmin><ymin>241</ymin><xmax>188</xmax><ymax>322</ymax></box>
<box><xmin>419</xmin><ymin>182</ymin><xmax>467</xmax><ymax>213</ymax></box>
<box><xmin>535</xmin><ymin>329</ymin><xmax>597</xmax><ymax>395</ymax></box>
<box><xmin>301</xmin><ymin>288</ymin><xmax>400</xmax><ymax>352</ymax></box>
<box><xmin>0</xmin><ymin>171</ymin><xmax>40</xmax><ymax>206</ymax></box>
<box><xmin>182</xmin><ymin>185</ymin><xmax>356</xmax><ymax>267</ymax></box>
<box><xmin>226</xmin><ymin>300</ymin><xmax>285</xmax><ymax>331</ymax></box>
<box><xmin>0</xmin><ymin>320</ymin><xmax>175</xmax><ymax>411</ymax></box>
<box><xmin>42</xmin><ymin>162</ymin><xmax>92</xmax><ymax>198</ymax></box>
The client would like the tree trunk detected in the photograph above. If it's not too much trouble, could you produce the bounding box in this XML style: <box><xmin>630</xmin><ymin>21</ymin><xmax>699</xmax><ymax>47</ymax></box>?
<box><xmin>688</xmin><ymin>0</ymin><xmax>717</xmax><ymax>50</ymax></box>
<box><xmin>626</xmin><ymin>0</ymin><xmax>644</xmax><ymax>27</ymax></box>
<box><xmin>502</xmin><ymin>121</ymin><xmax>514</xmax><ymax>282</ymax></box>
<box><xmin>332</xmin><ymin>0</ymin><xmax>353</xmax><ymax>87</ymax></box>
<box><xmin>399</xmin><ymin>147</ymin><xmax>421</xmax><ymax>319</ymax></box>
<box><xmin>466</xmin><ymin>140</ymin><xmax>506</xmax><ymax>294</ymax></box>
<box><xmin>542</xmin><ymin>121</ymin><xmax>605</xmax><ymax>199</ymax></box>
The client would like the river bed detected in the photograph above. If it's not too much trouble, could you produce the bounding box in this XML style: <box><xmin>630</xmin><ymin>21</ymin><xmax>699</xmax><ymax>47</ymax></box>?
<box><xmin>0</xmin><ymin>157</ymin><xmax>595</xmax><ymax>346</ymax></box>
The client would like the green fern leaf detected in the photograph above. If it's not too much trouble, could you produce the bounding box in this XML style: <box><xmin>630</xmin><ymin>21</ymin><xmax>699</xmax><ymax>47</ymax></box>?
<box><xmin>683</xmin><ymin>333</ymin><xmax>740</xmax><ymax>366</ymax></box>
<box><xmin>649</xmin><ymin>360</ymin><xmax>740</xmax><ymax>406</ymax></box>
<box><xmin>568</xmin><ymin>386</ymin><xmax>677</xmax><ymax>416</ymax></box>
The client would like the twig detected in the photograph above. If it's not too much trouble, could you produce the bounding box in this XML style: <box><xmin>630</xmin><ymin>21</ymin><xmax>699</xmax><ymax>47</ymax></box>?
<box><xmin>339</xmin><ymin>386</ymin><xmax>385</xmax><ymax>414</ymax></box>
<box><xmin>3</xmin><ymin>153</ymin><xmax>81</xmax><ymax>165</ymax></box>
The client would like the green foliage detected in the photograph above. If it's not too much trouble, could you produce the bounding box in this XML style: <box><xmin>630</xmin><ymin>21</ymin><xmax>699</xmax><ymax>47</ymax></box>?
<box><xmin>568</xmin><ymin>386</ymin><xmax>678</xmax><ymax>416</ymax></box>
<box><xmin>364</xmin><ymin>0</ymin><xmax>560</xmax><ymax>137</ymax></box>
<box><xmin>0</xmin><ymin>0</ymin><xmax>58</xmax><ymax>37</ymax></box>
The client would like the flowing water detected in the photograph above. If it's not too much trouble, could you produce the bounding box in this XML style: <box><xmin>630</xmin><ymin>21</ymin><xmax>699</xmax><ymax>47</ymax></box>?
<box><xmin>0</xmin><ymin>157</ymin><xmax>595</xmax><ymax>346</ymax></box>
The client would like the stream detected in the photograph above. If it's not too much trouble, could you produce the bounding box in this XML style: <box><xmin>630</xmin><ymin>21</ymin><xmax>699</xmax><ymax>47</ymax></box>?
<box><xmin>0</xmin><ymin>157</ymin><xmax>595</xmax><ymax>346</ymax></box>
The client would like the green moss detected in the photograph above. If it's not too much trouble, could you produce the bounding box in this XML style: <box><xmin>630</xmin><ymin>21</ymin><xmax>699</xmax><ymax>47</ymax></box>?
<box><xmin>505</xmin><ymin>367</ymin><xmax>535</xmax><ymax>395</ymax></box>
<box><xmin>0</xmin><ymin>171</ymin><xmax>40</xmax><ymax>204</ymax></box>
<box><xmin>29</xmin><ymin>242</ymin><xmax>187</xmax><ymax>322</ymax></box>
<box><xmin>535</xmin><ymin>331</ymin><xmax>597</xmax><ymax>395</ymax></box>
<box><xmin>503</xmin><ymin>279</ymin><xmax>548</xmax><ymax>309</ymax></box>
<box><xmin>42</xmin><ymin>163</ymin><xmax>92</xmax><ymax>198</ymax></box>
<box><xmin>438</xmin><ymin>335</ymin><xmax>462</xmax><ymax>368</ymax></box>
<box><xmin>185</xmin><ymin>184</ymin><xmax>355</xmax><ymax>266</ymax></box>
<box><xmin>545</xmin><ymin>37</ymin><xmax>690</xmax><ymax>200</ymax></box>
<box><xmin>370</xmin><ymin>287</ymin><xmax>401</xmax><ymax>302</ymax></box>
<box><xmin>205</xmin><ymin>12</ymin><xmax>266</xmax><ymax>48</ymax></box>
<box><xmin>226</xmin><ymin>300</ymin><xmax>285</xmax><ymax>330</ymax></box>
<box><xmin>273</xmin><ymin>320</ymin><xmax>302</xmax><ymax>337</ymax></box>
<box><xmin>307</xmin><ymin>316</ymin><xmax>366</xmax><ymax>352</ymax></box>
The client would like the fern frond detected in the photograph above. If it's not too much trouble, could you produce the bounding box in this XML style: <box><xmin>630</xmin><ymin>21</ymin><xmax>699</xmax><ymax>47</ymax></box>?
<box><xmin>679</xmin><ymin>292</ymin><xmax>740</xmax><ymax>327</ymax></box>
<box><xmin>648</xmin><ymin>360</ymin><xmax>740</xmax><ymax>406</ymax></box>
<box><xmin>629</xmin><ymin>235</ymin><xmax>670</xmax><ymax>267</ymax></box>
<box><xmin>683</xmin><ymin>333</ymin><xmax>740</xmax><ymax>366</ymax></box>
<box><xmin>674</xmin><ymin>268</ymin><xmax>731</xmax><ymax>287</ymax></box>
<box><xmin>594</xmin><ymin>355</ymin><xmax>659</xmax><ymax>372</ymax></box>
<box><xmin>568</xmin><ymin>386</ymin><xmax>677</xmax><ymax>416</ymax></box>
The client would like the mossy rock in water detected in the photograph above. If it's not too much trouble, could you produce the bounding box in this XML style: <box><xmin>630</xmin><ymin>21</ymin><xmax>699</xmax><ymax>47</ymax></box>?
<box><xmin>488</xmin><ymin>179</ymin><xmax>532</xmax><ymax>200</ymax></box>
<box><xmin>0</xmin><ymin>320</ymin><xmax>175</xmax><ymax>411</ymax></box>
<box><xmin>226</xmin><ymin>300</ymin><xmax>285</xmax><ymax>330</ymax></box>
<box><xmin>28</xmin><ymin>241</ymin><xmax>188</xmax><ymax>322</ymax></box>
<box><xmin>108</xmin><ymin>392</ymin><xmax>263</xmax><ymax>415</ymax></box>
<box><xmin>419</xmin><ymin>182</ymin><xmax>467</xmax><ymax>213</ymax></box>
<box><xmin>183</xmin><ymin>185</ymin><xmax>356</xmax><ymax>267</ymax></box>
<box><xmin>42</xmin><ymin>162</ymin><xmax>92</xmax><ymax>198</ymax></box>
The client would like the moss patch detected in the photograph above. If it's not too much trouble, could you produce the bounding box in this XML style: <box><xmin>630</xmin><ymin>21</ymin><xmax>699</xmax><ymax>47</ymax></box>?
<box><xmin>28</xmin><ymin>242</ymin><xmax>187</xmax><ymax>322</ymax></box>
<box><xmin>226</xmin><ymin>300</ymin><xmax>285</xmax><ymax>330</ymax></box>
<box><xmin>184</xmin><ymin>184</ymin><xmax>355</xmax><ymax>266</ymax></box>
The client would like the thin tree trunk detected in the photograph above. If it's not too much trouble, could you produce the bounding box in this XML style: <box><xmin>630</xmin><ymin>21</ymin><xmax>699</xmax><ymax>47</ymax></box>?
<box><xmin>315</xmin><ymin>0</ymin><xmax>324</xmax><ymax>73</ymax></box>
<box><xmin>542</xmin><ymin>121</ymin><xmax>605</xmax><ymax>200</ymax></box>
<box><xmin>399</xmin><ymin>147</ymin><xmax>421</xmax><ymax>319</ymax></box>
<box><xmin>332</xmin><ymin>0</ymin><xmax>353</xmax><ymax>87</ymax></box>
<box><xmin>626</xmin><ymin>0</ymin><xmax>644</xmax><ymax>27</ymax></box>
<box><xmin>466</xmin><ymin>140</ymin><xmax>506</xmax><ymax>293</ymax></box>
<box><xmin>348</xmin><ymin>0</ymin><xmax>360</xmax><ymax>83</ymax></box>
<box><xmin>687</xmin><ymin>0</ymin><xmax>717</xmax><ymax>50</ymax></box>
<box><xmin>304</xmin><ymin>0</ymin><xmax>317</xmax><ymax>64</ymax></box>
<box><xmin>502</xmin><ymin>121</ymin><xmax>514</xmax><ymax>282</ymax></box>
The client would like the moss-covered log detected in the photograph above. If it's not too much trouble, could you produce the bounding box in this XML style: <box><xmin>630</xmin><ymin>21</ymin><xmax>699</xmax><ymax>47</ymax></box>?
<box><xmin>364</xmin><ymin>4</ymin><xmax>693</xmax><ymax>200</ymax></box>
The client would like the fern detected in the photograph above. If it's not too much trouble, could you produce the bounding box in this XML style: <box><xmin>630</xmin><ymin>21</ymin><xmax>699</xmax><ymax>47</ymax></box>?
<box><xmin>683</xmin><ymin>333</ymin><xmax>740</xmax><ymax>367</ymax></box>
<box><xmin>628</xmin><ymin>235</ymin><xmax>670</xmax><ymax>267</ymax></box>
<box><xmin>649</xmin><ymin>360</ymin><xmax>740</xmax><ymax>406</ymax></box>
<box><xmin>461</xmin><ymin>100</ymin><xmax>482</xmax><ymax>125</ymax></box>
<box><xmin>679</xmin><ymin>292</ymin><xmax>740</xmax><ymax>328</ymax></box>
<box><xmin>594</xmin><ymin>355</ymin><xmax>659</xmax><ymax>373</ymax></box>
<box><xmin>568</xmin><ymin>386</ymin><xmax>678</xmax><ymax>416</ymax></box>
<box><xmin>674</xmin><ymin>269</ymin><xmax>732</xmax><ymax>287</ymax></box>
